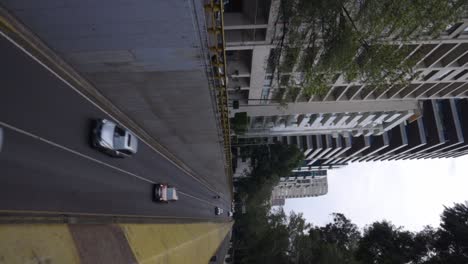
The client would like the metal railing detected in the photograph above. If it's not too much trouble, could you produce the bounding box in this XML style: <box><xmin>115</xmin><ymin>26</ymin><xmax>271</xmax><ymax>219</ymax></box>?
<box><xmin>204</xmin><ymin>0</ymin><xmax>233</xmax><ymax>185</ymax></box>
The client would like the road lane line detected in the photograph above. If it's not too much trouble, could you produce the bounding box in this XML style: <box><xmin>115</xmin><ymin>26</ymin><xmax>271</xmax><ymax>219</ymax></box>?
<box><xmin>0</xmin><ymin>121</ymin><xmax>223</xmax><ymax>208</ymax></box>
<box><xmin>0</xmin><ymin>209</ymin><xmax>218</xmax><ymax>221</ymax></box>
<box><xmin>0</xmin><ymin>29</ymin><xmax>222</xmax><ymax>197</ymax></box>
<box><xmin>0</xmin><ymin>121</ymin><xmax>153</xmax><ymax>184</ymax></box>
<box><xmin>178</xmin><ymin>191</ymin><xmax>218</xmax><ymax>207</ymax></box>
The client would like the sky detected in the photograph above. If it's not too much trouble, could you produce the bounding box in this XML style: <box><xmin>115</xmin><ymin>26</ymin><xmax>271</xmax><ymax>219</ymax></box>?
<box><xmin>284</xmin><ymin>155</ymin><xmax>468</xmax><ymax>231</ymax></box>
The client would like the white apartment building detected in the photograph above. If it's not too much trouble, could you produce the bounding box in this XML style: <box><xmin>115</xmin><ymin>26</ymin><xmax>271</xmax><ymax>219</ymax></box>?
<box><xmin>224</xmin><ymin>0</ymin><xmax>468</xmax><ymax>139</ymax></box>
<box><xmin>233</xmin><ymin>156</ymin><xmax>251</xmax><ymax>179</ymax></box>
<box><xmin>271</xmin><ymin>170</ymin><xmax>328</xmax><ymax>199</ymax></box>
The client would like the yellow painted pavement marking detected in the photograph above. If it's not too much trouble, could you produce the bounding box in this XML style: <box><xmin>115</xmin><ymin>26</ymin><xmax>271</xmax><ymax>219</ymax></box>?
<box><xmin>0</xmin><ymin>225</ymin><xmax>80</xmax><ymax>264</ymax></box>
<box><xmin>121</xmin><ymin>222</ymin><xmax>232</xmax><ymax>264</ymax></box>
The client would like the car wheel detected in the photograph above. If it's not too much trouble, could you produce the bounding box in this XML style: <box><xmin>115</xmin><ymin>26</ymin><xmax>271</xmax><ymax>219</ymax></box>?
<box><xmin>91</xmin><ymin>138</ymin><xmax>98</xmax><ymax>148</ymax></box>
<box><xmin>152</xmin><ymin>185</ymin><xmax>160</xmax><ymax>202</ymax></box>
<box><xmin>103</xmin><ymin>149</ymin><xmax>115</xmax><ymax>157</ymax></box>
<box><xmin>113</xmin><ymin>151</ymin><xmax>125</xmax><ymax>158</ymax></box>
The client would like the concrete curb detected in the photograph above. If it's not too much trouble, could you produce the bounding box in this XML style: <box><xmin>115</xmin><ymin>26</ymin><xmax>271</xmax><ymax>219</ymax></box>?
<box><xmin>0</xmin><ymin>211</ymin><xmax>229</xmax><ymax>225</ymax></box>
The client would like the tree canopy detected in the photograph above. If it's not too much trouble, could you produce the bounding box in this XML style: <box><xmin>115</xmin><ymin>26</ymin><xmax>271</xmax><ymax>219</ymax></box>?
<box><xmin>233</xmin><ymin>199</ymin><xmax>468</xmax><ymax>263</ymax></box>
<box><xmin>232</xmin><ymin>143</ymin><xmax>304</xmax><ymax>263</ymax></box>
<box><xmin>272</xmin><ymin>0</ymin><xmax>467</xmax><ymax>98</ymax></box>
<box><xmin>231</xmin><ymin>140</ymin><xmax>468</xmax><ymax>264</ymax></box>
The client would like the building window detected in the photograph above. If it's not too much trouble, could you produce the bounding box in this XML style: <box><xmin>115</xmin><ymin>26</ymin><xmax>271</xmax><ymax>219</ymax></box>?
<box><xmin>437</xmin><ymin>69</ymin><xmax>455</xmax><ymax>80</ymax></box>
<box><xmin>452</xmin><ymin>70</ymin><xmax>468</xmax><ymax>80</ymax></box>
<box><xmin>445</xmin><ymin>23</ymin><xmax>462</xmax><ymax>34</ymax></box>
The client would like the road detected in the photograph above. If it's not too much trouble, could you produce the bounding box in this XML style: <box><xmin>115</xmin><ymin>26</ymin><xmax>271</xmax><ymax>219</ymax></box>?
<box><xmin>0</xmin><ymin>32</ymin><xmax>230</xmax><ymax>220</ymax></box>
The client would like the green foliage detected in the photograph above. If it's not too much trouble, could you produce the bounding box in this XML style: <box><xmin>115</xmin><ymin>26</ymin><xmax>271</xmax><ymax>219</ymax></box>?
<box><xmin>356</xmin><ymin>221</ymin><xmax>418</xmax><ymax>264</ymax></box>
<box><xmin>356</xmin><ymin>0</ymin><xmax>466</xmax><ymax>40</ymax></box>
<box><xmin>355</xmin><ymin>204</ymin><xmax>468</xmax><ymax>264</ymax></box>
<box><xmin>306</xmin><ymin>213</ymin><xmax>362</xmax><ymax>264</ymax></box>
<box><xmin>303</xmin><ymin>70</ymin><xmax>334</xmax><ymax>98</ymax></box>
<box><xmin>321</xmin><ymin>213</ymin><xmax>361</xmax><ymax>253</ymax></box>
<box><xmin>274</xmin><ymin>0</ymin><xmax>467</xmax><ymax>97</ymax></box>
<box><xmin>280</xmin><ymin>47</ymin><xmax>301</xmax><ymax>73</ymax></box>
<box><xmin>286</xmin><ymin>88</ymin><xmax>301</xmax><ymax>102</ymax></box>
<box><xmin>233</xmin><ymin>143</ymin><xmax>305</xmax><ymax>264</ymax></box>
<box><xmin>433</xmin><ymin>203</ymin><xmax>468</xmax><ymax>263</ymax></box>
<box><xmin>247</xmin><ymin>143</ymin><xmax>304</xmax><ymax>181</ymax></box>
<box><xmin>233</xmin><ymin>197</ymin><xmax>468</xmax><ymax>264</ymax></box>
<box><xmin>230</xmin><ymin>112</ymin><xmax>249</xmax><ymax>135</ymax></box>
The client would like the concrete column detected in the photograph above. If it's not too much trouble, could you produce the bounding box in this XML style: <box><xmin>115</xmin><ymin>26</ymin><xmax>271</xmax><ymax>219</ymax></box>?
<box><xmin>248</xmin><ymin>46</ymin><xmax>271</xmax><ymax>103</ymax></box>
<box><xmin>298</xmin><ymin>114</ymin><xmax>311</xmax><ymax>127</ymax></box>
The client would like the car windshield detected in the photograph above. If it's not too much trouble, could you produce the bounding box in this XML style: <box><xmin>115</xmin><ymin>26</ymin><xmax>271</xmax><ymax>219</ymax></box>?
<box><xmin>167</xmin><ymin>187</ymin><xmax>176</xmax><ymax>199</ymax></box>
<box><xmin>114</xmin><ymin>126</ymin><xmax>126</xmax><ymax>137</ymax></box>
<box><xmin>113</xmin><ymin>126</ymin><xmax>128</xmax><ymax>150</ymax></box>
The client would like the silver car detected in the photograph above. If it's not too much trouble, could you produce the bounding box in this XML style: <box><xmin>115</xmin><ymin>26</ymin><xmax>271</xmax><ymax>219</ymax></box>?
<box><xmin>91</xmin><ymin>119</ymin><xmax>138</xmax><ymax>157</ymax></box>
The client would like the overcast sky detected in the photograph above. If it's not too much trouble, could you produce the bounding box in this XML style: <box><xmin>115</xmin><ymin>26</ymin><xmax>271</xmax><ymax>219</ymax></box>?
<box><xmin>284</xmin><ymin>155</ymin><xmax>468</xmax><ymax>231</ymax></box>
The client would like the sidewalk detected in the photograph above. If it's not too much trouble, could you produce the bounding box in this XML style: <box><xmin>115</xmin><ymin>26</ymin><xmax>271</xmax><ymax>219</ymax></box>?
<box><xmin>0</xmin><ymin>222</ymin><xmax>232</xmax><ymax>264</ymax></box>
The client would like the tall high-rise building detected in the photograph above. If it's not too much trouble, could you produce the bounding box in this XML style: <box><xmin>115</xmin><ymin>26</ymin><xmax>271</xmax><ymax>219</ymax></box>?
<box><xmin>271</xmin><ymin>99</ymin><xmax>468</xmax><ymax>171</ymax></box>
<box><xmin>223</xmin><ymin>0</ymin><xmax>468</xmax><ymax>167</ymax></box>
<box><xmin>224</xmin><ymin>0</ymin><xmax>468</xmax><ymax>134</ymax></box>
<box><xmin>271</xmin><ymin>170</ymin><xmax>328</xmax><ymax>199</ymax></box>
<box><xmin>225</xmin><ymin>0</ymin><xmax>468</xmax><ymax>106</ymax></box>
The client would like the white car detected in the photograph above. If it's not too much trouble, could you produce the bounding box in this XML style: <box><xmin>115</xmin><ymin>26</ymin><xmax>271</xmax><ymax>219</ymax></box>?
<box><xmin>153</xmin><ymin>183</ymin><xmax>178</xmax><ymax>203</ymax></box>
<box><xmin>91</xmin><ymin>119</ymin><xmax>138</xmax><ymax>157</ymax></box>
<box><xmin>215</xmin><ymin>207</ymin><xmax>224</xmax><ymax>215</ymax></box>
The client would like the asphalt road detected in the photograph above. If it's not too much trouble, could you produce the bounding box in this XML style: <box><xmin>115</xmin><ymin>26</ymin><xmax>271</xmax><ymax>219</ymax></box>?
<box><xmin>0</xmin><ymin>33</ymin><xmax>230</xmax><ymax>220</ymax></box>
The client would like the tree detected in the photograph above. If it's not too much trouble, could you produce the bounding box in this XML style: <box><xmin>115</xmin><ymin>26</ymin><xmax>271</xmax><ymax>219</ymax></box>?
<box><xmin>249</xmin><ymin>143</ymin><xmax>305</xmax><ymax>179</ymax></box>
<box><xmin>304</xmin><ymin>213</ymin><xmax>362</xmax><ymax>264</ymax></box>
<box><xmin>232</xmin><ymin>143</ymin><xmax>304</xmax><ymax>264</ymax></box>
<box><xmin>288</xmin><ymin>212</ymin><xmax>312</xmax><ymax>264</ymax></box>
<box><xmin>412</xmin><ymin>226</ymin><xmax>438</xmax><ymax>264</ymax></box>
<box><xmin>233</xmin><ymin>203</ymin><xmax>468</xmax><ymax>263</ymax></box>
<box><xmin>272</xmin><ymin>0</ymin><xmax>467</xmax><ymax>98</ymax></box>
<box><xmin>230</xmin><ymin>112</ymin><xmax>249</xmax><ymax>135</ymax></box>
<box><xmin>320</xmin><ymin>213</ymin><xmax>361</xmax><ymax>256</ymax></box>
<box><xmin>356</xmin><ymin>221</ymin><xmax>418</xmax><ymax>264</ymax></box>
<box><xmin>234</xmin><ymin>209</ymin><xmax>311</xmax><ymax>264</ymax></box>
<box><xmin>432</xmin><ymin>203</ymin><xmax>468</xmax><ymax>264</ymax></box>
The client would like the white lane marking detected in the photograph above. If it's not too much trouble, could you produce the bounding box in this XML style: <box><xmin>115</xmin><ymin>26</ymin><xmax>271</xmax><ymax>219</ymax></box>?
<box><xmin>0</xmin><ymin>30</ymin><xmax>220</xmax><ymax>195</ymax></box>
<box><xmin>178</xmin><ymin>191</ymin><xmax>218</xmax><ymax>207</ymax></box>
<box><xmin>0</xmin><ymin>121</ymin><xmax>153</xmax><ymax>183</ymax></box>
<box><xmin>0</xmin><ymin>121</ymin><xmax>219</xmax><ymax>207</ymax></box>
